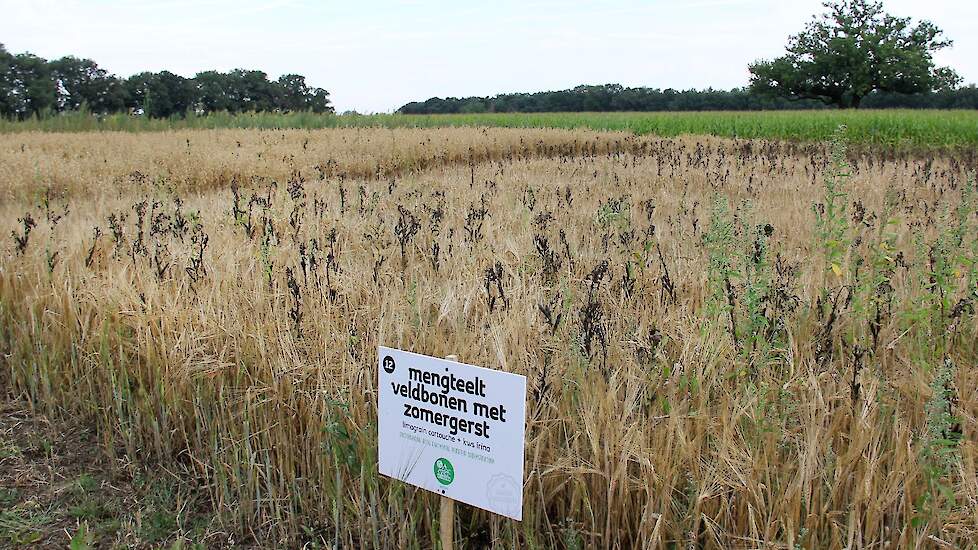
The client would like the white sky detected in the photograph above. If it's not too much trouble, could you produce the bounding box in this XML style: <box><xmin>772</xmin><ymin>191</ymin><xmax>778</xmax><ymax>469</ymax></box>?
<box><xmin>1</xmin><ymin>0</ymin><xmax>975</xmax><ymax>113</ymax></box>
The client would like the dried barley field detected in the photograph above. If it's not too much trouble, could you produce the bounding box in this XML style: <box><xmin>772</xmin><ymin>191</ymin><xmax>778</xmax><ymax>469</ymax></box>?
<box><xmin>1</xmin><ymin>126</ymin><xmax>976</xmax><ymax>549</ymax></box>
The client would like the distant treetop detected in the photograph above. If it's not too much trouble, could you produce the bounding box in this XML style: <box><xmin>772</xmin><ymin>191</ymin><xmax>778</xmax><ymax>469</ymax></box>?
<box><xmin>397</xmin><ymin>83</ymin><xmax>976</xmax><ymax>114</ymax></box>
<box><xmin>0</xmin><ymin>44</ymin><xmax>333</xmax><ymax>119</ymax></box>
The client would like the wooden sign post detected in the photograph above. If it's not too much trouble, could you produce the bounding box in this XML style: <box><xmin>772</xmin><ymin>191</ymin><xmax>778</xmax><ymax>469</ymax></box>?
<box><xmin>440</xmin><ymin>491</ymin><xmax>455</xmax><ymax>549</ymax></box>
<box><xmin>440</xmin><ymin>354</ymin><xmax>458</xmax><ymax>550</ymax></box>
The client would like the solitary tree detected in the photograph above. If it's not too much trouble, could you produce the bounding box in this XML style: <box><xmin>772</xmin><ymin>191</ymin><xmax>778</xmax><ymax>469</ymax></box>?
<box><xmin>749</xmin><ymin>0</ymin><xmax>960</xmax><ymax>108</ymax></box>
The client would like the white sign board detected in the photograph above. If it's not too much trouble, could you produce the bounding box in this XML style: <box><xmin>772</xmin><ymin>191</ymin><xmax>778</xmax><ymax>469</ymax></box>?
<box><xmin>377</xmin><ymin>346</ymin><xmax>527</xmax><ymax>520</ymax></box>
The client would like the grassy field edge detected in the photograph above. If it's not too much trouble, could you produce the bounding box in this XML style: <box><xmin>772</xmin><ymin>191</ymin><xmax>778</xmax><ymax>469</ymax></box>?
<box><xmin>2</xmin><ymin>109</ymin><xmax>977</xmax><ymax>153</ymax></box>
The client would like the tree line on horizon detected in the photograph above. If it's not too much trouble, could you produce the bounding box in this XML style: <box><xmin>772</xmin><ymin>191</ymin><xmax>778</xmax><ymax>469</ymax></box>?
<box><xmin>402</xmin><ymin>1</ymin><xmax>971</xmax><ymax>115</ymax></box>
<box><xmin>397</xmin><ymin>84</ymin><xmax>978</xmax><ymax>114</ymax></box>
<box><xmin>0</xmin><ymin>44</ymin><xmax>333</xmax><ymax>119</ymax></box>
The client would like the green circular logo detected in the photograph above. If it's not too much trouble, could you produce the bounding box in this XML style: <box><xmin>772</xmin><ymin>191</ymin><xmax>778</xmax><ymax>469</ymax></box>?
<box><xmin>434</xmin><ymin>458</ymin><xmax>455</xmax><ymax>486</ymax></box>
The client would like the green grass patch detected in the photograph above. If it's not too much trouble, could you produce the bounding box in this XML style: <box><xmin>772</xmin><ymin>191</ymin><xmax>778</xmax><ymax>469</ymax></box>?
<box><xmin>1</xmin><ymin>109</ymin><xmax>976</xmax><ymax>153</ymax></box>
<box><xmin>0</xmin><ymin>503</ymin><xmax>54</xmax><ymax>546</ymax></box>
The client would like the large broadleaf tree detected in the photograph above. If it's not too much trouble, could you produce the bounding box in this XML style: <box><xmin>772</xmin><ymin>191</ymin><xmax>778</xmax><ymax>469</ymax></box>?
<box><xmin>749</xmin><ymin>0</ymin><xmax>960</xmax><ymax>108</ymax></box>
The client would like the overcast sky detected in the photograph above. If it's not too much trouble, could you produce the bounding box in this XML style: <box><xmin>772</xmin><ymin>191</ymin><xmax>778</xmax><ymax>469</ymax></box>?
<box><xmin>2</xmin><ymin>0</ymin><xmax>975</xmax><ymax>113</ymax></box>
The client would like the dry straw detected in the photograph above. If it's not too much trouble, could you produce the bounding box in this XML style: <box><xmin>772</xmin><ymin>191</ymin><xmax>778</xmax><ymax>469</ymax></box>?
<box><xmin>0</xmin><ymin>127</ymin><xmax>975</xmax><ymax>548</ymax></box>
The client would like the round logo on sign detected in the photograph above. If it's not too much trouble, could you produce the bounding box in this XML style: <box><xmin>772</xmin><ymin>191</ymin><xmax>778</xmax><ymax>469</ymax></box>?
<box><xmin>382</xmin><ymin>355</ymin><xmax>396</xmax><ymax>374</ymax></box>
<box><xmin>434</xmin><ymin>458</ymin><xmax>454</xmax><ymax>486</ymax></box>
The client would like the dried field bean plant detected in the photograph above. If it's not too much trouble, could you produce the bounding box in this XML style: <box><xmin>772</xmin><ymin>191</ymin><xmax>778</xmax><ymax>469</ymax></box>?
<box><xmin>1</xmin><ymin>126</ymin><xmax>976</xmax><ymax>548</ymax></box>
